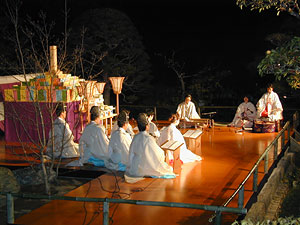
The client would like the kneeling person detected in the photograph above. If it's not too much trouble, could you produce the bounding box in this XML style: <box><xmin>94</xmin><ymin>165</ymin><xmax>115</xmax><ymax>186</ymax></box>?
<box><xmin>69</xmin><ymin>106</ymin><xmax>109</xmax><ymax>166</ymax></box>
<box><xmin>105</xmin><ymin>111</ymin><xmax>132</xmax><ymax>171</ymax></box>
<box><xmin>125</xmin><ymin>113</ymin><xmax>175</xmax><ymax>183</ymax></box>
<box><xmin>46</xmin><ymin>103</ymin><xmax>79</xmax><ymax>158</ymax></box>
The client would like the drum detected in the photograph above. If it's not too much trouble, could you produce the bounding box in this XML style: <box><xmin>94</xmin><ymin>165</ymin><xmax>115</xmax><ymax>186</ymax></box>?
<box><xmin>254</xmin><ymin>121</ymin><xmax>276</xmax><ymax>133</ymax></box>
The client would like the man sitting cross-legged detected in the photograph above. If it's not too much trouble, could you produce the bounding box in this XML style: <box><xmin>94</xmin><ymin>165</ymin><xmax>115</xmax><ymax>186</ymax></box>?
<box><xmin>125</xmin><ymin>113</ymin><xmax>175</xmax><ymax>183</ymax></box>
<box><xmin>46</xmin><ymin>102</ymin><xmax>79</xmax><ymax>159</ymax></box>
<box><xmin>105</xmin><ymin>111</ymin><xmax>132</xmax><ymax>171</ymax></box>
<box><xmin>67</xmin><ymin>106</ymin><xmax>109</xmax><ymax>167</ymax></box>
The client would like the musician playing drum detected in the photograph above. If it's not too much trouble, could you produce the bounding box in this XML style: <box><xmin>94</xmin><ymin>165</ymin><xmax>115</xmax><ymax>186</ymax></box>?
<box><xmin>256</xmin><ymin>84</ymin><xmax>283</xmax><ymax>122</ymax></box>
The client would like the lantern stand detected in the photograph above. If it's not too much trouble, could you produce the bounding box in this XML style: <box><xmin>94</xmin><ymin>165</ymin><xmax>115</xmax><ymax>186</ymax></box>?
<box><xmin>109</xmin><ymin>77</ymin><xmax>125</xmax><ymax>115</ymax></box>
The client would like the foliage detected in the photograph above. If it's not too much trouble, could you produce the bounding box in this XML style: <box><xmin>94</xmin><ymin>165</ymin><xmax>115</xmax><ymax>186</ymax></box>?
<box><xmin>257</xmin><ymin>36</ymin><xmax>300</xmax><ymax>89</ymax></box>
<box><xmin>236</xmin><ymin>0</ymin><xmax>300</xmax><ymax>18</ymax></box>
<box><xmin>232</xmin><ymin>217</ymin><xmax>300</xmax><ymax>224</ymax></box>
<box><xmin>68</xmin><ymin>8</ymin><xmax>153</xmax><ymax>103</ymax></box>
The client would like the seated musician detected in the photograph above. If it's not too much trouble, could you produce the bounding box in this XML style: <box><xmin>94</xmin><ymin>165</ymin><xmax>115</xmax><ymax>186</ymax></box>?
<box><xmin>110</xmin><ymin>109</ymin><xmax>135</xmax><ymax>138</ymax></box>
<box><xmin>256</xmin><ymin>84</ymin><xmax>283</xmax><ymax>122</ymax></box>
<box><xmin>158</xmin><ymin>113</ymin><xmax>202</xmax><ymax>163</ymax></box>
<box><xmin>105</xmin><ymin>111</ymin><xmax>132</xmax><ymax>171</ymax></box>
<box><xmin>67</xmin><ymin>106</ymin><xmax>109</xmax><ymax>166</ymax></box>
<box><xmin>228</xmin><ymin>96</ymin><xmax>256</xmax><ymax>128</ymax></box>
<box><xmin>176</xmin><ymin>94</ymin><xmax>200</xmax><ymax>121</ymax></box>
<box><xmin>146</xmin><ymin>109</ymin><xmax>160</xmax><ymax>138</ymax></box>
<box><xmin>46</xmin><ymin>103</ymin><xmax>79</xmax><ymax>158</ymax></box>
<box><xmin>125</xmin><ymin>113</ymin><xmax>175</xmax><ymax>183</ymax></box>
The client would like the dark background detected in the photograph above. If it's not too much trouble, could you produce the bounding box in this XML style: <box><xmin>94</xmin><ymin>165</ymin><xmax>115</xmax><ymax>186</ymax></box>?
<box><xmin>1</xmin><ymin>0</ymin><xmax>299</xmax><ymax>120</ymax></box>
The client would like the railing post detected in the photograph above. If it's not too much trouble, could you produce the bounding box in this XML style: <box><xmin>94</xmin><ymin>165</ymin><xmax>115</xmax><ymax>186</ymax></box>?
<box><xmin>154</xmin><ymin>106</ymin><xmax>157</xmax><ymax>121</ymax></box>
<box><xmin>103</xmin><ymin>199</ymin><xmax>109</xmax><ymax>225</ymax></box>
<box><xmin>274</xmin><ymin>140</ymin><xmax>278</xmax><ymax>160</ymax></box>
<box><xmin>288</xmin><ymin>123</ymin><xmax>291</xmax><ymax>143</ymax></box>
<box><xmin>6</xmin><ymin>193</ymin><xmax>14</xmax><ymax>224</ymax></box>
<box><xmin>281</xmin><ymin>130</ymin><xmax>285</xmax><ymax>150</ymax></box>
<box><xmin>253</xmin><ymin>167</ymin><xmax>258</xmax><ymax>192</ymax></box>
<box><xmin>264</xmin><ymin>153</ymin><xmax>269</xmax><ymax>174</ymax></box>
<box><xmin>238</xmin><ymin>186</ymin><xmax>244</xmax><ymax>208</ymax></box>
<box><xmin>214</xmin><ymin>211</ymin><xmax>222</xmax><ymax>225</ymax></box>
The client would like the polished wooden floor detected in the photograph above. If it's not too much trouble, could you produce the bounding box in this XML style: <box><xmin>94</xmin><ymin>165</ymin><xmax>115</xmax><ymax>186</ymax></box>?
<box><xmin>1</xmin><ymin>125</ymin><xmax>281</xmax><ymax>225</ymax></box>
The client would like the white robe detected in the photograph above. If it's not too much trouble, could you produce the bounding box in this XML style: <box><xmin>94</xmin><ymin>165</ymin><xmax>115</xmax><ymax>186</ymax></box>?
<box><xmin>157</xmin><ymin>123</ymin><xmax>202</xmax><ymax>163</ymax></box>
<box><xmin>176</xmin><ymin>101</ymin><xmax>200</xmax><ymax>120</ymax></box>
<box><xmin>46</xmin><ymin>117</ymin><xmax>79</xmax><ymax>158</ymax></box>
<box><xmin>111</xmin><ymin>121</ymin><xmax>135</xmax><ymax>138</ymax></box>
<box><xmin>125</xmin><ymin>131</ymin><xmax>175</xmax><ymax>182</ymax></box>
<box><xmin>78</xmin><ymin>121</ymin><xmax>109</xmax><ymax>165</ymax></box>
<box><xmin>256</xmin><ymin>91</ymin><xmax>283</xmax><ymax>121</ymax></box>
<box><xmin>229</xmin><ymin>102</ymin><xmax>256</xmax><ymax>128</ymax></box>
<box><xmin>149</xmin><ymin>121</ymin><xmax>160</xmax><ymax>138</ymax></box>
<box><xmin>105</xmin><ymin>127</ymin><xmax>132</xmax><ymax>170</ymax></box>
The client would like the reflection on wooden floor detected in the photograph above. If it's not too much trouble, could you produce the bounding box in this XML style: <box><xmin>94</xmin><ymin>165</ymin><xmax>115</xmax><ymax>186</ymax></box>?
<box><xmin>6</xmin><ymin>125</ymin><xmax>280</xmax><ymax>225</ymax></box>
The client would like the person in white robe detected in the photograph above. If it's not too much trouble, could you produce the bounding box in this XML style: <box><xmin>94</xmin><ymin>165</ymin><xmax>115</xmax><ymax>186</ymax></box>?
<box><xmin>110</xmin><ymin>109</ymin><xmax>135</xmax><ymax>138</ymax></box>
<box><xmin>256</xmin><ymin>84</ymin><xmax>283</xmax><ymax>122</ymax></box>
<box><xmin>228</xmin><ymin>96</ymin><xmax>256</xmax><ymax>128</ymax></box>
<box><xmin>176</xmin><ymin>94</ymin><xmax>200</xmax><ymax>121</ymax></box>
<box><xmin>67</xmin><ymin>106</ymin><xmax>109</xmax><ymax>167</ymax></box>
<box><xmin>46</xmin><ymin>103</ymin><xmax>79</xmax><ymax>158</ymax></box>
<box><xmin>158</xmin><ymin>114</ymin><xmax>202</xmax><ymax>163</ymax></box>
<box><xmin>146</xmin><ymin>109</ymin><xmax>160</xmax><ymax>138</ymax></box>
<box><xmin>125</xmin><ymin>113</ymin><xmax>175</xmax><ymax>183</ymax></box>
<box><xmin>105</xmin><ymin>111</ymin><xmax>132</xmax><ymax>171</ymax></box>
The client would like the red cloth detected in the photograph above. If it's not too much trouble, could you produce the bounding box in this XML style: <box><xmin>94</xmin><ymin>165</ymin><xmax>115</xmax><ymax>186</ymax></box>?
<box><xmin>4</xmin><ymin>101</ymin><xmax>86</xmax><ymax>143</ymax></box>
<box><xmin>0</xmin><ymin>82</ymin><xmax>20</xmax><ymax>101</ymax></box>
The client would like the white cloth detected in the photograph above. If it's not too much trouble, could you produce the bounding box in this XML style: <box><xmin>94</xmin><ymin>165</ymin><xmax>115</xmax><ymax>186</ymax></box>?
<box><xmin>229</xmin><ymin>102</ymin><xmax>256</xmax><ymax>128</ymax></box>
<box><xmin>149</xmin><ymin>121</ymin><xmax>160</xmax><ymax>138</ymax></box>
<box><xmin>111</xmin><ymin>121</ymin><xmax>135</xmax><ymax>138</ymax></box>
<box><xmin>256</xmin><ymin>91</ymin><xmax>283</xmax><ymax>121</ymax></box>
<box><xmin>176</xmin><ymin>101</ymin><xmax>200</xmax><ymax>120</ymax></box>
<box><xmin>105</xmin><ymin>127</ymin><xmax>132</xmax><ymax>170</ymax></box>
<box><xmin>77</xmin><ymin>121</ymin><xmax>109</xmax><ymax>166</ymax></box>
<box><xmin>46</xmin><ymin>117</ymin><xmax>79</xmax><ymax>158</ymax></box>
<box><xmin>157</xmin><ymin>123</ymin><xmax>202</xmax><ymax>163</ymax></box>
<box><xmin>125</xmin><ymin>131</ymin><xmax>175</xmax><ymax>182</ymax></box>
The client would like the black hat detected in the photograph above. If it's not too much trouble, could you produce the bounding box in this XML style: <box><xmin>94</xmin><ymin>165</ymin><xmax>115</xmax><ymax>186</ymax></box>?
<box><xmin>137</xmin><ymin>113</ymin><xmax>149</xmax><ymax>127</ymax></box>
<box><xmin>90</xmin><ymin>106</ymin><xmax>101</xmax><ymax>118</ymax></box>
<box><xmin>117</xmin><ymin>111</ymin><xmax>129</xmax><ymax>123</ymax></box>
<box><xmin>56</xmin><ymin>102</ymin><xmax>66</xmax><ymax>116</ymax></box>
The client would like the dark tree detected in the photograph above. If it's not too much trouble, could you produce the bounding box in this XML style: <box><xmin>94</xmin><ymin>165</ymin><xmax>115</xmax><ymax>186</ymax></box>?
<box><xmin>68</xmin><ymin>8</ymin><xmax>153</xmax><ymax>104</ymax></box>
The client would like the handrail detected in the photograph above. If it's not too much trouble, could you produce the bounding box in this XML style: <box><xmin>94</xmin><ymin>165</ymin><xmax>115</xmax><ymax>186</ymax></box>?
<box><xmin>3</xmin><ymin>111</ymin><xmax>298</xmax><ymax>225</ymax></box>
<box><xmin>208</xmin><ymin>111</ymin><xmax>298</xmax><ymax>224</ymax></box>
<box><xmin>2</xmin><ymin>192</ymin><xmax>246</xmax><ymax>225</ymax></box>
<box><xmin>223</xmin><ymin>121</ymin><xmax>290</xmax><ymax>208</ymax></box>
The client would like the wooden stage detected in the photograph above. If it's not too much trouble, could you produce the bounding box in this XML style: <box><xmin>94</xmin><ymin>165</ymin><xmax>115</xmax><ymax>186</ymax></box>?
<box><xmin>0</xmin><ymin>125</ymin><xmax>281</xmax><ymax>225</ymax></box>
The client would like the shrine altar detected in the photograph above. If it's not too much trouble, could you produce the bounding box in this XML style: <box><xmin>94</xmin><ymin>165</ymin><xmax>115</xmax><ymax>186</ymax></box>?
<box><xmin>4</xmin><ymin>101</ymin><xmax>117</xmax><ymax>143</ymax></box>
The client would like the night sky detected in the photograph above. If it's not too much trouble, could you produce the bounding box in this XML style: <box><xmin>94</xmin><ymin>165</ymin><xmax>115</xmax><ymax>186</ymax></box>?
<box><xmin>1</xmin><ymin>0</ymin><xmax>298</xmax><ymax>102</ymax></box>
<box><xmin>5</xmin><ymin>0</ymin><xmax>290</xmax><ymax>69</ymax></box>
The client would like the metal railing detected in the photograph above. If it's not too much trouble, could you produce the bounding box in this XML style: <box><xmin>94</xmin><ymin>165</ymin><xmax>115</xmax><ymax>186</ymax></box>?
<box><xmin>2</xmin><ymin>111</ymin><xmax>299</xmax><ymax>225</ymax></box>
<box><xmin>209</xmin><ymin>111</ymin><xmax>299</xmax><ymax>222</ymax></box>
<box><xmin>3</xmin><ymin>192</ymin><xmax>246</xmax><ymax>225</ymax></box>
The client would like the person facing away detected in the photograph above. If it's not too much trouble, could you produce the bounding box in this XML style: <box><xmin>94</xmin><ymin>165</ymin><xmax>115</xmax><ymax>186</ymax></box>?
<box><xmin>110</xmin><ymin>109</ymin><xmax>135</xmax><ymax>138</ymax></box>
<box><xmin>158</xmin><ymin>113</ymin><xmax>202</xmax><ymax>163</ymax></box>
<box><xmin>228</xmin><ymin>96</ymin><xmax>256</xmax><ymax>128</ymax></box>
<box><xmin>68</xmin><ymin>106</ymin><xmax>109</xmax><ymax>167</ymax></box>
<box><xmin>46</xmin><ymin>102</ymin><xmax>79</xmax><ymax>158</ymax></box>
<box><xmin>256</xmin><ymin>84</ymin><xmax>283</xmax><ymax>122</ymax></box>
<box><xmin>105</xmin><ymin>111</ymin><xmax>132</xmax><ymax>171</ymax></box>
<box><xmin>146</xmin><ymin>108</ymin><xmax>160</xmax><ymax>138</ymax></box>
<box><xmin>124</xmin><ymin>113</ymin><xmax>175</xmax><ymax>183</ymax></box>
<box><xmin>176</xmin><ymin>94</ymin><xmax>200</xmax><ymax>121</ymax></box>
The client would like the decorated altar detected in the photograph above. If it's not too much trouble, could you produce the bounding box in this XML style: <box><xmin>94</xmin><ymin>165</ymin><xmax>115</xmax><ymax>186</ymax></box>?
<box><xmin>3</xmin><ymin>46</ymin><xmax>116</xmax><ymax>144</ymax></box>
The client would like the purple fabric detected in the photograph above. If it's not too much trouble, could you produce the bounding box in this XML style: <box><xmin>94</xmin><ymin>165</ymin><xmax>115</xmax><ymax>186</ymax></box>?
<box><xmin>0</xmin><ymin>121</ymin><xmax>4</xmax><ymax>132</ymax></box>
<box><xmin>0</xmin><ymin>82</ymin><xmax>20</xmax><ymax>101</ymax></box>
<box><xmin>4</xmin><ymin>101</ymin><xmax>87</xmax><ymax>143</ymax></box>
